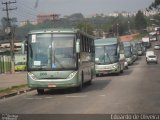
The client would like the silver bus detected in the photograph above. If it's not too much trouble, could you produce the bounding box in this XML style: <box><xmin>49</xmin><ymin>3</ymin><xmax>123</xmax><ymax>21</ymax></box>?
<box><xmin>27</xmin><ymin>29</ymin><xmax>95</xmax><ymax>94</ymax></box>
<box><xmin>123</xmin><ymin>42</ymin><xmax>134</xmax><ymax>65</ymax></box>
<box><xmin>94</xmin><ymin>38</ymin><xmax>125</xmax><ymax>76</ymax></box>
<box><xmin>131</xmin><ymin>41</ymin><xmax>138</xmax><ymax>62</ymax></box>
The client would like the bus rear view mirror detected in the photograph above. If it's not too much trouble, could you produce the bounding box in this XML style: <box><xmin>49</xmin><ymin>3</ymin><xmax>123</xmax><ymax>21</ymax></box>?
<box><xmin>119</xmin><ymin>54</ymin><xmax>125</xmax><ymax>61</ymax></box>
<box><xmin>76</xmin><ymin>39</ymin><xmax>80</xmax><ymax>53</ymax></box>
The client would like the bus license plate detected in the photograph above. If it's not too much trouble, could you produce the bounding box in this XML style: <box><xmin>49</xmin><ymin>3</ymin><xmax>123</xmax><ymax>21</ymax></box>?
<box><xmin>48</xmin><ymin>84</ymin><xmax>56</xmax><ymax>88</ymax></box>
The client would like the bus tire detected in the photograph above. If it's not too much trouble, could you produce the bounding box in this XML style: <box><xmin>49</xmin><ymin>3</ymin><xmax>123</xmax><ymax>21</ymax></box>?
<box><xmin>120</xmin><ymin>67</ymin><xmax>124</xmax><ymax>73</ymax></box>
<box><xmin>125</xmin><ymin>66</ymin><xmax>128</xmax><ymax>69</ymax></box>
<box><xmin>87</xmin><ymin>69</ymin><xmax>93</xmax><ymax>85</ymax></box>
<box><xmin>76</xmin><ymin>72</ymin><xmax>84</xmax><ymax>92</ymax></box>
<box><xmin>120</xmin><ymin>65</ymin><xmax>123</xmax><ymax>73</ymax></box>
<box><xmin>120</xmin><ymin>69</ymin><xmax>123</xmax><ymax>73</ymax></box>
<box><xmin>37</xmin><ymin>89</ymin><xmax>44</xmax><ymax>95</ymax></box>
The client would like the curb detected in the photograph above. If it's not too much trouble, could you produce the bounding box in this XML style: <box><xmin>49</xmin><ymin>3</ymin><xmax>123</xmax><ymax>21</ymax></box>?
<box><xmin>0</xmin><ymin>88</ymin><xmax>35</xmax><ymax>99</ymax></box>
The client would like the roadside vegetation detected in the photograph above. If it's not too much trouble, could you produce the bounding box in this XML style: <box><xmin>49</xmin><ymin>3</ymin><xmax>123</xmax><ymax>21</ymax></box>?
<box><xmin>0</xmin><ymin>84</ymin><xmax>28</xmax><ymax>97</ymax></box>
<box><xmin>0</xmin><ymin>10</ymin><xmax>157</xmax><ymax>40</ymax></box>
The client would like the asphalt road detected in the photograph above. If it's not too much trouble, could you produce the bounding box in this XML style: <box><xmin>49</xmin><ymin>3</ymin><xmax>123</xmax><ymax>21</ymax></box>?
<box><xmin>0</xmin><ymin>43</ymin><xmax>160</xmax><ymax>114</ymax></box>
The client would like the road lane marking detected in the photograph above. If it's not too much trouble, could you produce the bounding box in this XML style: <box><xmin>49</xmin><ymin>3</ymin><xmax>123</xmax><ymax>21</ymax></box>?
<box><xmin>65</xmin><ymin>95</ymin><xmax>87</xmax><ymax>98</ymax></box>
<box><xmin>99</xmin><ymin>94</ymin><xmax>106</xmax><ymax>97</ymax></box>
<box><xmin>45</xmin><ymin>97</ymin><xmax>53</xmax><ymax>99</ymax></box>
<box><xmin>25</xmin><ymin>97</ymin><xmax>42</xmax><ymax>100</ymax></box>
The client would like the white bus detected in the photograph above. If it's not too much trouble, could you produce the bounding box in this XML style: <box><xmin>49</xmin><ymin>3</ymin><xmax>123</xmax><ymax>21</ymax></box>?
<box><xmin>94</xmin><ymin>37</ymin><xmax>125</xmax><ymax>76</ymax></box>
<box><xmin>27</xmin><ymin>29</ymin><xmax>95</xmax><ymax>94</ymax></box>
<box><xmin>123</xmin><ymin>42</ymin><xmax>134</xmax><ymax>65</ymax></box>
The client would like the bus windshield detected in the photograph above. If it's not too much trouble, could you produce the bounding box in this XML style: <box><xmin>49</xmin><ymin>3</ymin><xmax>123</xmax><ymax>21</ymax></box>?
<box><xmin>142</xmin><ymin>42</ymin><xmax>149</xmax><ymax>47</ymax></box>
<box><xmin>137</xmin><ymin>44</ymin><xmax>142</xmax><ymax>51</ymax></box>
<box><xmin>28</xmin><ymin>34</ymin><xmax>76</xmax><ymax>70</ymax></box>
<box><xmin>95</xmin><ymin>44</ymin><xmax>118</xmax><ymax>65</ymax></box>
<box><xmin>124</xmin><ymin>46</ymin><xmax>132</xmax><ymax>58</ymax></box>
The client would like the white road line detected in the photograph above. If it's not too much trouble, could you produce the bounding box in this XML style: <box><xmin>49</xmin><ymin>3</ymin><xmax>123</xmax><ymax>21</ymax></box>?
<box><xmin>45</xmin><ymin>97</ymin><xmax>53</xmax><ymax>99</ymax></box>
<box><xmin>25</xmin><ymin>97</ymin><xmax>42</xmax><ymax>100</ymax></box>
<box><xmin>99</xmin><ymin>94</ymin><xmax>106</xmax><ymax>97</ymax></box>
<box><xmin>65</xmin><ymin>95</ymin><xmax>87</xmax><ymax>98</ymax></box>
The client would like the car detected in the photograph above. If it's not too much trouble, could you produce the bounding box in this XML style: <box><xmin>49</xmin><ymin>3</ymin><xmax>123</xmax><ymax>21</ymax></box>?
<box><xmin>146</xmin><ymin>55</ymin><xmax>158</xmax><ymax>64</ymax></box>
<box><xmin>154</xmin><ymin>44</ymin><xmax>160</xmax><ymax>50</ymax></box>
<box><xmin>146</xmin><ymin>50</ymin><xmax>154</xmax><ymax>58</ymax></box>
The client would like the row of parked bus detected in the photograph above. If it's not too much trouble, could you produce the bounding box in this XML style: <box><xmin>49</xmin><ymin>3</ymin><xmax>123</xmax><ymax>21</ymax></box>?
<box><xmin>26</xmin><ymin>28</ymin><xmax>146</xmax><ymax>94</ymax></box>
<box><xmin>94</xmin><ymin>38</ymin><xmax>146</xmax><ymax>77</ymax></box>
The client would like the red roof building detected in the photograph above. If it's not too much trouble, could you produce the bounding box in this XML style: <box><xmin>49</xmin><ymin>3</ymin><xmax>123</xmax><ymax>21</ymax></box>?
<box><xmin>37</xmin><ymin>14</ymin><xmax>60</xmax><ymax>24</ymax></box>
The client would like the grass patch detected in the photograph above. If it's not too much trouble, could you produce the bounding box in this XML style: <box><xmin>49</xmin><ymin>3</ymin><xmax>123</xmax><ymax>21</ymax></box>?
<box><xmin>0</xmin><ymin>84</ymin><xmax>28</xmax><ymax>96</ymax></box>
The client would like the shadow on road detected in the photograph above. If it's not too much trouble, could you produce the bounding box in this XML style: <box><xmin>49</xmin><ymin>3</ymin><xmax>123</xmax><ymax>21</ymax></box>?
<box><xmin>132</xmin><ymin>62</ymin><xmax>139</xmax><ymax>66</ymax></box>
<box><xmin>82</xmin><ymin>79</ymin><xmax>111</xmax><ymax>93</ymax></box>
<box><xmin>121</xmin><ymin>69</ymin><xmax>133</xmax><ymax>76</ymax></box>
<box><xmin>36</xmin><ymin>79</ymin><xmax>112</xmax><ymax>95</ymax></box>
<box><xmin>95</xmin><ymin>68</ymin><xmax>133</xmax><ymax>77</ymax></box>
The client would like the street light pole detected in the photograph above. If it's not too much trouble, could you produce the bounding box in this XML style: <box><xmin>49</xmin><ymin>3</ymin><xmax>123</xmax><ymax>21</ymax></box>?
<box><xmin>128</xmin><ymin>21</ymin><xmax>131</xmax><ymax>33</ymax></box>
<box><xmin>117</xmin><ymin>23</ymin><xmax>119</xmax><ymax>37</ymax></box>
<box><xmin>2</xmin><ymin>1</ymin><xmax>17</xmax><ymax>74</ymax></box>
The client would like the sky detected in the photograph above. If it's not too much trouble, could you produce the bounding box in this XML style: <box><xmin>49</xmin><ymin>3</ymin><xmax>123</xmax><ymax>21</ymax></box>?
<box><xmin>0</xmin><ymin>0</ymin><xmax>154</xmax><ymax>23</ymax></box>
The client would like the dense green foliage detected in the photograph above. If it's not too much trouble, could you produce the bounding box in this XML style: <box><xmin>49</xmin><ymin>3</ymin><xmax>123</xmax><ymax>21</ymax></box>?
<box><xmin>148</xmin><ymin>0</ymin><xmax>160</xmax><ymax>11</ymax></box>
<box><xmin>0</xmin><ymin>12</ymin><xmax>156</xmax><ymax>40</ymax></box>
<box><xmin>13</xmin><ymin>13</ymin><xmax>136</xmax><ymax>39</ymax></box>
<box><xmin>135</xmin><ymin>11</ymin><xmax>147</xmax><ymax>30</ymax></box>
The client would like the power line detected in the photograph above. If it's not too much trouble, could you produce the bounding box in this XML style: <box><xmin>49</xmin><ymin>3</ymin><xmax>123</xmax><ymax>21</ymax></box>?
<box><xmin>2</xmin><ymin>0</ymin><xmax>17</xmax><ymax>73</ymax></box>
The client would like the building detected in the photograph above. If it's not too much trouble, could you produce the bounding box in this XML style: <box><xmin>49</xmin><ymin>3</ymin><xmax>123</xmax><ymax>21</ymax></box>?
<box><xmin>19</xmin><ymin>21</ymin><xmax>37</xmax><ymax>27</ymax></box>
<box><xmin>0</xmin><ymin>40</ymin><xmax>25</xmax><ymax>54</ymax></box>
<box><xmin>107</xmin><ymin>10</ymin><xmax>158</xmax><ymax>17</ymax></box>
<box><xmin>37</xmin><ymin>14</ymin><xmax>60</xmax><ymax>24</ymax></box>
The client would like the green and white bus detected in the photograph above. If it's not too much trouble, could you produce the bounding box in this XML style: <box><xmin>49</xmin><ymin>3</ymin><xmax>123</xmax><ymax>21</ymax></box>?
<box><xmin>27</xmin><ymin>29</ymin><xmax>95</xmax><ymax>94</ymax></box>
<box><xmin>94</xmin><ymin>38</ymin><xmax>125</xmax><ymax>76</ymax></box>
<box><xmin>123</xmin><ymin>42</ymin><xmax>134</xmax><ymax>65</ymax></box>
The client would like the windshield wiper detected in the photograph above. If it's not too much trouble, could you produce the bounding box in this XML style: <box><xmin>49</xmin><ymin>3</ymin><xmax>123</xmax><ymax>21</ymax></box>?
<box><xmin>105</xmin><ymin>49</ymin><xmax>113</xmax><ymax>64</ymax></box>
<box><xmin>29</xmin><ymin>44</ymin><xmax>33</xmax><ymax>58</ymax></box>
<box><xmin>53</xmin><ymin>56</ymin><xmax>65</xmax><ymax>69</ymax></box>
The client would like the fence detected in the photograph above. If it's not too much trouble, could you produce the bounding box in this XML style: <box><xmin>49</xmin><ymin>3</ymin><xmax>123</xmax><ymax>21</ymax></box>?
<box><xmin>0</xmin><ymin>55</ymin><xmax>11</xmax><ymax>73</ymax></box>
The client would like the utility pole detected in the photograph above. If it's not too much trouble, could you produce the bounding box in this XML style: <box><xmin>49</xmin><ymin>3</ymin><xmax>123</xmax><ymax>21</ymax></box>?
<box><xmin>2</xmin><ymin>0</ymin><xmax>17</xmax><ymax>74</ymax></box>
<box><xmin>128</xmin><ymin>13</ymin><xmax>131</xmax><ymax>34</ymax></box>
<box><xmin>116</xmin><ymin>23</ymin><xmax>119</xmax><ymax>37</ymax></box>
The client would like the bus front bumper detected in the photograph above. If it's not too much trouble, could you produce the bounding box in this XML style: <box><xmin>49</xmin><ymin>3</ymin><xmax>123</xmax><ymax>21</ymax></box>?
<box><xmin>126</xmin><ymin>57</ymin><xmax>133</xmax><ymax>65</ymax></box>
<box><xmin>95</xmin><ymin>63</ymin><xmax>121</xmax><ymax>75</ymax></box>
<box><xmin>27</xmin><ymin>72</ymin><xmax>80</xmax><ymax>89</ymax></box>
<box><xmin>138</xmin><ymin>51</ymin><xmax>143</xmax><ymax>55</ymax></box>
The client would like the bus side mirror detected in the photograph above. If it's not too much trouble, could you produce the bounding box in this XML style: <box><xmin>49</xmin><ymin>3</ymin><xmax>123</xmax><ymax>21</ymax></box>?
<box><xmin>76</xmin><ymin>39</ymin><xmax>80</xmax><ymax>53</ymax></box>
<box><xmin>131</xmin><ymin>47</ymin><xmax>133</xmax><ymax>54</ymax></box>
<box><xmin>119</xmin><ymin>54</ymin><xmax>125</xmax><ymax>61</ymax></box>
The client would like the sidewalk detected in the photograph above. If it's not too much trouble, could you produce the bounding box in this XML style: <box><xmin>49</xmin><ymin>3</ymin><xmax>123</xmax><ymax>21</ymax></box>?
<box><xmin>0</xmin><ymin>72</ymin><xmax>27</xmax><ymax>90</ymax></box>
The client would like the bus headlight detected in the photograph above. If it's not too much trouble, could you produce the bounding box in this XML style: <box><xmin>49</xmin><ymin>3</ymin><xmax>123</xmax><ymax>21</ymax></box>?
<box><xmin>67</xmin><ymin>71</ymin><xmax>77</xmax><ymax>79</ymax></box>
<box><xmin>28</xmin><ymin>72</ymin><xmax>37</xmax><ymax>80</ymax></box>
<box><xmin>112</xmin><ymin>64</ymin><xmax>118</xmax><ymax>69</ymax></box>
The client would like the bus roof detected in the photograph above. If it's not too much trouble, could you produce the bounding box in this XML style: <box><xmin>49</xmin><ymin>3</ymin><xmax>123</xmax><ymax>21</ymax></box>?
<box><xmin>28</xmin><ymin>28</ymin><xmax>79</xmax><ymax>34</ymax></box>
<box><xmin>123</xmin><ymin>41</ymin><xmax>132</xmax><ymax>47</ymax></box>
<box><xmin>94</xmin><ymin>38</ymin><xmax>118</xmax><ymax>46</ymax></box>
<box><xmin>28</xmin><ymin>28</ymin><xmax>94</xmax><ymax>39</ymax></box>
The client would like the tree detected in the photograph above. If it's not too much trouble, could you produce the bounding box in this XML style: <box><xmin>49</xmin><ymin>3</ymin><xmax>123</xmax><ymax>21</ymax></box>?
<box><xmin>1</xmin><ymin>17</ymin><xmax>8</xmax><ymax>31</ymax></box>
<box><xmin>76</xmin><ymin>22</ymin><xmax>94</xmax><ymax>35</ymax></box>
<box><xmin>135</xmin><ymin>11</ymin><xmax>147</xmax><ymax>30</ymax></box>
<box><xmin>148</xmin><ymin>0</ymin><xmax>160</xmax><ymax>11</ymax></box>
<box><xmin>67</xmin><ymin>13</ymin><xmax>84</xmax><ymax>21</ymax></box>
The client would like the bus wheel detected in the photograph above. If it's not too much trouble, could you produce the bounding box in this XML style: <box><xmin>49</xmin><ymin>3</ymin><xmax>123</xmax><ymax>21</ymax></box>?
<box><xmin>87</xmin><ymin>80</ymin><xmax>92</xmax><ymax>85</ymax></box>
<box><xmin>76</xmin><ymin>73</ymin><xmax>84</xmax><ymax>92</ymax></box>
<box><xmin>87</xmin><ymin>70</ymin><xmax>93</xmax><ymax>85</ymax></box>
<box><xmin>120</xmin><ymin>69</ymin><xmax>123</xmax><ymax>73</ymax></box>
<box><xmin>37</xmin><ymin>89</ymin><xmax>44</xmax><ymax>95</ymax></box>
